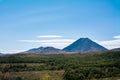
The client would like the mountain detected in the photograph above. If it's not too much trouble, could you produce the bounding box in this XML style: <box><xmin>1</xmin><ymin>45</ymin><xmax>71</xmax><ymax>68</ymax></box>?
<box><xmin>63</xmin><ymin>38</ymin><xmax>107</xmax><ymax>53</ymax></box>
<box><xmin>0</xmin><ymin>53</ymin><xmax>4</xmax><ymax>56</ymax></box>
<box><xmin>25</xmin><ymin>47</ymin><xmax>65</xmax><ymax>54</ymax></box>
<box><xmin>112</xmin><ymin>48</ymin><xmax>120</xmax><ymax>51</ymax></box>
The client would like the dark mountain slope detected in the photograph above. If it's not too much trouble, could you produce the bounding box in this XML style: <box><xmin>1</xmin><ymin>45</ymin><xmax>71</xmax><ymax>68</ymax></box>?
<box><xmin>63</xmin><ymin>38</ymin><xmax>107</xmax><ymax>53</ymax></box>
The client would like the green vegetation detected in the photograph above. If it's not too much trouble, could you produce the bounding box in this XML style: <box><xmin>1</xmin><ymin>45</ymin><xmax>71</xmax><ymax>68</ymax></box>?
<box><xmin>0</xmin><ymin>51</ymin><xmax>120</xmax><ymax>80</ymax></box>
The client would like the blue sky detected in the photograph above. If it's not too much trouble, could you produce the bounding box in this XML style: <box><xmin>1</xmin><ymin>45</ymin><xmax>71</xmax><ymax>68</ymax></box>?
<box><xmin>0</xmin><ymin>0</ymin><xmax>120</xmax><ymax>53</ymax></box>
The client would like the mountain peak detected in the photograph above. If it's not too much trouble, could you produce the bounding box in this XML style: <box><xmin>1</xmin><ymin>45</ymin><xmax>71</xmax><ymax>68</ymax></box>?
<box><xmin>77</xmin><ymin>38</ymin><xmax>91</xmax><ymax>42</ymax></box>
<box><xmin>44</xmin><ymin>47</ymin><xmax>55</xmax><ymax>49</ymax></box>
<box><xmin>63</xmin><ymin>38</ymin><xmax>107</xmax><ymax>53</ymax></box>
<box><xmin>78</xmin><ymin>37</ymin><xmax>89</xmax><ymax>39</ymax></box>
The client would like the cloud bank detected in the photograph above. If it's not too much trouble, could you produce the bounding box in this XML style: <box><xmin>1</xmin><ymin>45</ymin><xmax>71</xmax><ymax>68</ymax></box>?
<box><xmin>95</xmin><ymin>35</ymin><xmax>120</xmax><ymax>49</ymax></box>
<box><xmin>18</xmin><ymin>35</ymin><xmax>120</xmax><ymax>49</ymax></box>
<box><xmin>18</xmin><ymin>35</ymin><xmax>75</xmax><ymax>49</ymax></box>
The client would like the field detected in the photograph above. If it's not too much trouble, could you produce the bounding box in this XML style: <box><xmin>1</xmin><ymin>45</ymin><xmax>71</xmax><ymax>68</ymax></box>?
<box><xmin>0</xmin><ymin>51</ymin><xmax>120</xmax><ymax>80</ymax></box>
<box><xmin>0</xmin><ymin>71</ymin><xmax>63</xmax><ymax>80</ymax></box>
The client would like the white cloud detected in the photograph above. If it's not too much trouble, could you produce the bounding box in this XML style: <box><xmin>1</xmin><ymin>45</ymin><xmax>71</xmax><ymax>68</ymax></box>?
<box><xmin>114</xmin><ymin>35</ymin><xmax>120</xmax><ymax>39</ymax></box>
<box><xmin>40</xmin><ymin>43</ymin><xmax>72</xmax><ymax>49</ymax></box>
<box><xmin>37</xmin><ymin>35</ymin><xmax>63</xmax><ymax>38</ymax></box>
<box><xmin>101</xmin><ymin>39</ymin><xmax>120</xmax><ymax>49</ymax></box>
<box><xmin>2</xmin><ymin>50</ymin><xmax>26</xmax><ymax>54</ymax></box>
<box><xmin>94</xmin><ymin>38</ymin><xmax>120</xmax><ymax>49</ymax></box>
<box><xmin>18</xmin><ymin>39</ymin><xmax>75</xmax><ymax>49</ymax></box>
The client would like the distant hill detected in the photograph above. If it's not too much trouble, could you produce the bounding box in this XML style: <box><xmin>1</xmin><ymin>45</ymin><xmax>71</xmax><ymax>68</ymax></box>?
<box><xmin>63</xmin><ymin>38</ymin><xmax>107</xmax><ymax>53</ymax></box>
<box><xmin>111</xmin><ymin>48</ymin><xmax>120</xmax><ymax>51</ymax></box>
<box><xmin>0</xmin><ymin>53</ymin><xmax>4</xmax><ymax>56</ymax></box>
<box><xmin>25</xmin><ymin>47</ymin><xmax>65</xmax><ymax>54</ymax></box>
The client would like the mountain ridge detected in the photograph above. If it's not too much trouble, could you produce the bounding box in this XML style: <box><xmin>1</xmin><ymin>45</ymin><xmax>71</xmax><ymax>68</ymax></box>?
<box><xmin>111</xmin><ymin>48</ymin><xmax>120</xmax><ymax>51</ymax></box>
<box><xmin>25</xmin><ymin>46</ymin><xmax>65</xmax><ymax>54</ymax></box>
<box><xmin>20</xmin><ymin>38</ymin><xmax>108</xmax><ymax>54</ymax></box>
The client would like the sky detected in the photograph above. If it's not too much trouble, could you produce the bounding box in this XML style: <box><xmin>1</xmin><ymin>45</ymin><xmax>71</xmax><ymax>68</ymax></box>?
<box><xmin>0</xmin><ymin>0</ymin><xmax>120</xmax><ymax>53</ymax></box>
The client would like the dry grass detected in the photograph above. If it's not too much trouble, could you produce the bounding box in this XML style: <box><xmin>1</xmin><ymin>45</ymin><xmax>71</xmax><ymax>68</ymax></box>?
<box><xmin>0</xmin><ymin>70</ymin><xmax>64</xmax><ymax>80</ymax></box>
